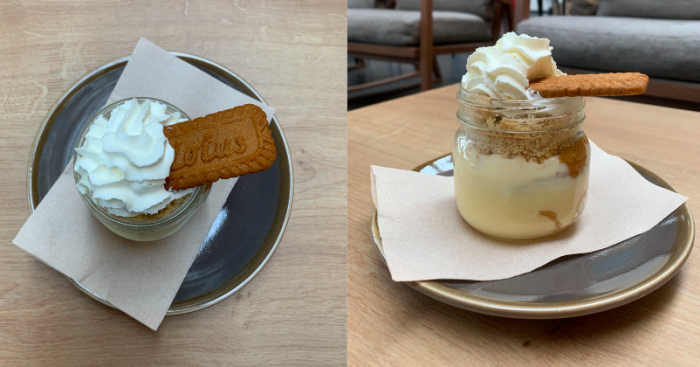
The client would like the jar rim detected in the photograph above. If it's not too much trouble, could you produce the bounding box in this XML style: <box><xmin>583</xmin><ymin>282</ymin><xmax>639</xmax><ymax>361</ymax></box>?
<box><xmin>457</xmin><ymin>84</ymin><xmax>581</xmax><ymax>106</ymax></box>
<box><xmin>456</xmin><ymin>86</ymin><xmax>586</xmax><ymax>134</ymax></box>
<box><xmin>72</xmin><ymin>97</ymin><xmax>208</xmax><ymax>230</ymax></box>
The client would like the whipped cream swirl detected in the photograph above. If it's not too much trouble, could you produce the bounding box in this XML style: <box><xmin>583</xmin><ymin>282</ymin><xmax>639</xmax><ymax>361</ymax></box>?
<box><xmin>462</xmin><ymin>32</ymin><xmax>564</xmax><ymax>100</ymax></box>
<box><xmin>74</xmin><ymin>99</ymin><xmax>194</xmax><ymax>217</ymax></box>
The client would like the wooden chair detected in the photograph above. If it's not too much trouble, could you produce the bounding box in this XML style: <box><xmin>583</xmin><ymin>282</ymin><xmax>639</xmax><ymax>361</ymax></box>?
<box><xmin>348</xmin><ymin>0</ymin><xmax>515</xmax><ymax>93</ymax></box>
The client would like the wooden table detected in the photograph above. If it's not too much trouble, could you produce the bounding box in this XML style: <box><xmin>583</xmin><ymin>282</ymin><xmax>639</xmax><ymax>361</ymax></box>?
<box><xmin>349</xmin><ymin>84</ymin><xmax>700</xmax><ymax>366</ymax></box>
<box><xmin>0</xmin><ymin>1</ymin><xmax>346</xmax><ymax>366</ymax></box>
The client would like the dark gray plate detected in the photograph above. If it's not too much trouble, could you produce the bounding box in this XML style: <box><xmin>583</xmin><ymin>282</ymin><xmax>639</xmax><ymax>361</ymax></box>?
<box><xmin>372</xmin><ymin>154</ymin><xmax>694</xmax><ymax>319</ymax></box>
<box><xmin>27</xmin><ymin>53</ymin><xmax>293</xmax><ymax>315</ymax></box>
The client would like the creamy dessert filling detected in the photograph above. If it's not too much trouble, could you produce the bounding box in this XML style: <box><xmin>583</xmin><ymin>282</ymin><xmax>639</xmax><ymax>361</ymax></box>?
<box><xmin>453</xmin><ymin>136</ymin><xmax>589</xmax><ymax>240</ymax></box>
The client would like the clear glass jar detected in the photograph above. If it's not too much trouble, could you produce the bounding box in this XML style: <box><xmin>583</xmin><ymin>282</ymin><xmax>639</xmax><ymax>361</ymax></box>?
<box><xmin>73</xmin><ymin>98</ymin><xmax>211</xmax><ymax>241</ymax></box>
<box><xmin>453</xmin><ymin>86</ymin><xmax>590</xmax><ymax>240</ymax></box>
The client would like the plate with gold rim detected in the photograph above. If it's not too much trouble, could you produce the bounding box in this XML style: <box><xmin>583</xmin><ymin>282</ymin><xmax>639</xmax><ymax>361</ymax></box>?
<box><xmin>27</xmin><ymin>53</ymin><xmax>293</xmax><ymax>315</ymax></box>
<box><xmin>371</xmin><ymin>153</ymin><xmax>694</xmax><ymax>319</ymax></box>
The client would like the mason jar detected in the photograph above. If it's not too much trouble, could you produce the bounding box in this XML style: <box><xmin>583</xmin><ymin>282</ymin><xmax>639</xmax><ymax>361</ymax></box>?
<box><xmin>73</xmin><ymin>98</ymin><xmax>211</xmax><ymax>241</ymax></box>
<box><xmin>453</xmin><ymin>86</ymin><xmax>590</xmax><ymax>240</ymax></box>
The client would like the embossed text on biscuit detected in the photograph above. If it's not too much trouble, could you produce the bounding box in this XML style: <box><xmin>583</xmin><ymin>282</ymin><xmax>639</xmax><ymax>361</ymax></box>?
<box><xmin>163</xmin><ymin>104</ymin><xmax>276</xmax><ymax>191</ymax></box>
<box><xmin>170</xmin><ymin>129</ymin><xmax>254</xmax><ymax>171</ymax></box>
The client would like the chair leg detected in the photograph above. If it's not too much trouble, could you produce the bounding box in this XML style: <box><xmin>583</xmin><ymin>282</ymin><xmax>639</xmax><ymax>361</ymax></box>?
<box><xmin>419</xmin><ymin>0</ymin><xmax>434</xmax><ymax>91</ymax></box>
<box><xmin>419</xmin><ymin>58</ymin><xmax>433</xmax><ymax>91</ymax></box>
<box><xmin>504</xmin><ymin>3</ymin><xmax>514</xmax><ymax>32</ymax></box>
<box><xmin>433</xmin><ymin>56</ymin><xmax>442</xmax><ymax>84</ymax></box>
<box><xmin>491</xmin><ymin>1</ymin><xmax>503</xmax><ymax>42</ymax></box>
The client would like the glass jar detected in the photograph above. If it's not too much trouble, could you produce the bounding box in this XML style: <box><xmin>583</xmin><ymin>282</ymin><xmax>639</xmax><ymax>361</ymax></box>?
<box><xmin>73</xmin><ymin>98</ymin><xmax>211</xmax><ymax>241</ymax></box>
<box><xmin>453</xmin><ymin>86</ymin><xmax>590</xmax><ymax>240</ymax></box>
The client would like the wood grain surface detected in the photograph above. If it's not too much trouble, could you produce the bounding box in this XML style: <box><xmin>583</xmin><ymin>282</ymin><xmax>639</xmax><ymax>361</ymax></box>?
<box><xmin>0</xmin><ymin>1</ymin><xmax>346</xmax><ymax>366</ymax></box>
<box><xmin>348</xmin><ymin>85</ymin><xmax>700</xmax><ymax>366</ymax></box>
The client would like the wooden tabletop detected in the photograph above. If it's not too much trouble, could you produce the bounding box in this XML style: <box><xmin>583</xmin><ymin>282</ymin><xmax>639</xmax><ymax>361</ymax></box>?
<box><xmin>0</xmin><ymin>1</ymin><xmax>345</xmax><ymax>366</ymax></box>
<box><xmin>348</xmin><ymin>85</ymin><xmax>700</xmax><ymax>366</ymax></box>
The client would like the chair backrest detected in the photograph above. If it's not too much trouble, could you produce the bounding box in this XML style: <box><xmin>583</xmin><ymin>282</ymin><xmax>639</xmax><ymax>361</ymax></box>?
<box><xmin>396</xmin><ymin>0</ymin><xmax>494</xmax><ymax>20</ymax></box>
<box><xmin>348</xmin><ymin>0</ymin><xmax>375</xmax><ymax>8</ymax></box>
<box><xmin>597</xmin><ymin>0</ymin><xmax>700</xmax><ymax>20</ymax></box>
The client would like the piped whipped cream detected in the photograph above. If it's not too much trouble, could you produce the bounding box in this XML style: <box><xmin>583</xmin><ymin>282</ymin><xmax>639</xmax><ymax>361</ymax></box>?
<box><xmin>74</xmin><ymin>99</ymin><xmax>194</xmax><ymax>217</ymax></box>
<box><xmin>461</xmin><ymin>32</ymin><xmax>564</xmax><ymax>100</ymax></box>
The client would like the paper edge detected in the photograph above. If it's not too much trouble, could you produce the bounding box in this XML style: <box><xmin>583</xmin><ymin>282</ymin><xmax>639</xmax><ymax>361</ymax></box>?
<box><xmin>111</xmin><ymin>38</ymin><xmax>276</xmax><ymax>122</ymax></box>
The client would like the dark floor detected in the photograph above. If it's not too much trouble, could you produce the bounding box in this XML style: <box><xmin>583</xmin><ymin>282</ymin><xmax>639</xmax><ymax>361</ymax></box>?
<box><xmin>348</xmin><ymin>54</ymin><xmax>700</xmax><ymax>112</ymax></box>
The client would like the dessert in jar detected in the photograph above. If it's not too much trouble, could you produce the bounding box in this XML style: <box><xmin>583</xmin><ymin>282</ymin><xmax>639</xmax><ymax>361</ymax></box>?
<box><xmin>453</xmin><ymin>32</ymin><xmax>590</xmax><ymax>240</ymax></box>
<box><xmin>73</xmin><ymin>98</ymin><xmax>211</xmax><ymax>241</ymax></box>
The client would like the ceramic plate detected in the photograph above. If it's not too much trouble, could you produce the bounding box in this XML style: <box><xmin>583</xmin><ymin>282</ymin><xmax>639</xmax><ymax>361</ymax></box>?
<box><xmin>372</xmin><ymin>154</ymin><xmax>694</xmax><ymax>319</ymax></box>
<box><xmin>27</xmin><ymin>53</ymin><xmax>293</xmax><ymax>315</ymax></box>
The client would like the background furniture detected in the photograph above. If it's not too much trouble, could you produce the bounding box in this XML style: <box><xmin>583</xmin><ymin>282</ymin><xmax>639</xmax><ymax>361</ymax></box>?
<box><xmin>0</xmin><ymin>1</ymin><xmax>346</xmax><ymax>365</ymax></box>
<box><xmin>348</xmin><ymin>84</ymin><xmax>700</xmax><ymax>365</ymax></box>
<box><xmin>536</xmin><ymin>0</ymin><xmax>569</xmax><ymax>16</ymax></box>
<box><xmin>348</xmin><ymin>0</ymin><xmax>514</xmax><ymax>92</ymax></box>
<box><xmin>518</xmin><ymin>0</ymin><xmax>700</xmax><ymax>103</ymax></box>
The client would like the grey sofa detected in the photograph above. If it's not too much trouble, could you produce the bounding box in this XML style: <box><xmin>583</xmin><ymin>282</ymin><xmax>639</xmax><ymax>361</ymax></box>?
<box><xmin>348</xmin><ymin>0</ymin><xmax>494</xmax><ymax>46</ymax></box>
<box><xmin>517</xmin><ymin>0</ymin><xmax>700</xmax><ymax>103</ymax></box>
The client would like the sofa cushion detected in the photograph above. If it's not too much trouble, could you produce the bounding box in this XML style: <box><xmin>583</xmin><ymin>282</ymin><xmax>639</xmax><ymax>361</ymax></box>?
<box><xmin>517</xmin><ymin>16</ymin><xmax>700</xmax><ymax>82</ymax></box>
<box><xmin>396</xmin><ymin>0</ymin><xmax>493</xmax><ymax>20</ymax></box>
<box><xmin>348</xmin><ymin>0</ymin><xmax>374</xmax><ymax>8</ymax></box>
<box><xmin>348</xmin><ymin>9</ymin><xmax>492</xmax><ymax>46</ymax></box>
<box><xmin>597</xmin><ymin>0</ymin><xmax>700</xmax><ymax>20</ymax></box>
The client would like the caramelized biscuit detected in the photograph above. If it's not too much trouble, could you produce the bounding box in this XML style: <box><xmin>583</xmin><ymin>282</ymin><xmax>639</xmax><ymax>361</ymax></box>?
<box><xmin>529</xmin><ymin>72</ymin><xmax>649</xmax><ymax>98</ymax></box>
<box><xmin>164</xmin><ymin>104</ymin><xmax>276</xmax><ymax>191</ymax></box>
